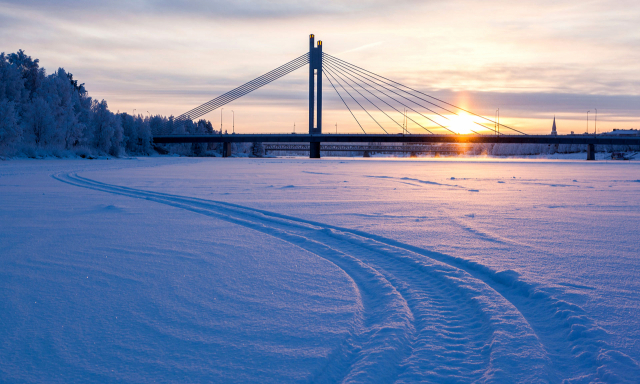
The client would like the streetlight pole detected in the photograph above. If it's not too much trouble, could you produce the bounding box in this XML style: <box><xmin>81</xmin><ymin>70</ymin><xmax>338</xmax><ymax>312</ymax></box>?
<box><xmin>221</xmin><ymin>108</ymin><xmax>224</xmax><ymax>134</ymax></box>
<box><xmin>595</xmin><ymin>109</ymin><xmax>597</xmax><ymax>135</ymax></box>
<box><xmin>587</xmin><ymin>110</ymin><xmax>590</xmax><ymax>134</ymax></box>
<box><xmin>403</xmin><ymin>109</ymin><xmax>407</xmax><ymax>136</ymax></box>
<box><xmin>231</xmin><ymin>110</ymin><xmax>234</xmax><ymax>134</ymax></box>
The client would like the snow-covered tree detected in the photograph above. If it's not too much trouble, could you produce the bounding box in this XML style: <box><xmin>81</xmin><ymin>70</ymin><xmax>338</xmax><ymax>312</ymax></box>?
<box><xmin>7</xmin><ymin>50</ymin><xmax>42</xmax><ymax>95</ymax></box>
<box><xmin>23</xmin><ymin>96</ymin><xmax>57</xmax><ymax>147</ymax></box>
<box><xmin>91</xmin><ymin>99</ymin><xmax>122</xmax><ymax>154</ymax></box>
<box><xmin>0</xmin><ymin>100</ymin><xmax>21</xmax><ymax>153</ymax></box>
<box><xmin>0</xmin><ymin>50</ymin><xmax>217</xmax><ymax>158</ymax></box>
<box><xmin>251</xmin><ymin>141</ymin><xmax>264</xmax><ymax>157</ymax></box>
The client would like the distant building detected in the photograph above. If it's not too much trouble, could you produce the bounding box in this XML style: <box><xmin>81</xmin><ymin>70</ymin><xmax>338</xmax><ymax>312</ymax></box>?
<box><xmin>601</xmin><ymin>129</ymin><xmax>639</xmax><ymax>137</ymax></box>
<box><xmin>551</xmin><ymin>117</ymin><xmax>557</xmax><ymax>135</ymax></box>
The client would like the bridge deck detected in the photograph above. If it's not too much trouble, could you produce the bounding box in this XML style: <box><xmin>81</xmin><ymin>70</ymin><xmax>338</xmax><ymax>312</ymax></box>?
<box><xmin>153</xmin><ymin>134</ymin><xmax>640</xmax><ymax>145</ymax></box>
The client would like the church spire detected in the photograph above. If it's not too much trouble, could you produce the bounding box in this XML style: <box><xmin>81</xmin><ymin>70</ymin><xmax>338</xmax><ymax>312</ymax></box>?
<box><xmin>551</xmin><ymin>116</ymin><xmax>557</xmax><ymax>135</ymax></box>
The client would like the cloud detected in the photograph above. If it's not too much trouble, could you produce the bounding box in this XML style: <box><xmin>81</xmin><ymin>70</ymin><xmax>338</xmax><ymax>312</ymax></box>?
<box><xmin>0</xmin><ymin>0</ymin><xmax>427</xmax><ymax>20</ymax></box>
<box><xmin>337</xmin><ymin>41</ymin><xmax>384</xmax><ymax>55</ymax></box>
<box><xmin>1</xmin><ymin>0</ymin><xmax>638</xmax><ymax>133</ymax></box>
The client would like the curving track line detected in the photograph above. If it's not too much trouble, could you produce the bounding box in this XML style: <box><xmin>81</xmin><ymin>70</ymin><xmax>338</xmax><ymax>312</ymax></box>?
<box><xmin>53</xmin><ymin>173</ymin><xmax>638</xmax><ymax>383</ymax></box>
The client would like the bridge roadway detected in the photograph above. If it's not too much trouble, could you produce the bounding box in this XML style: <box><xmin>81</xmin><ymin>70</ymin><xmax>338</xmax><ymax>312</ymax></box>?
<box><xmin>153</xmin><ymin>133</ymin><xmax>639</xmax><ymax>145</ymax></box>
<box><xmin>153</xmin><ymin>134</ymin><xmax>640</xmax><ymax>159</ymax></box>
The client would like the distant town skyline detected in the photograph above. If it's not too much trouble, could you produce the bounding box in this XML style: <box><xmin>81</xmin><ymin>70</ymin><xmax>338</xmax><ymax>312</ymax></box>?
<box><xmin>2</xmin><ymin>0</ymin><xmax>638</xmax><ymax>134</ymax></box>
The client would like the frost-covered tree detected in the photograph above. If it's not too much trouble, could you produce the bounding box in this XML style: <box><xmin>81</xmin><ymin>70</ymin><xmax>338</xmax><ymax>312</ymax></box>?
<box><xmin>115</xmin><ymin>112</ymin><xmax>153</xmax><ymax>155</ymax></box>
<box><xmin>0</xmin><ymin>53</ymin><xmax>27</xmax><ymax>104</ymax></box>
<box><xmin>251</xmin><ymin>141</ymin><xmax>264</xmax><ymax>157</ymax></box>
<box><xmin>23</xmin><ymin>96</ymin><xmax>57</xmax><ymax>147</ymax></box>
<box><xmin>7</xmin><ymin>50</ymin><xmax>44</xmax><ymax>98</ymax></box>
<box><xmin>0</xmin><ymin>100</ymin><xmax>21</xmax><ymax>152</ymax></box>
<box><xmin>60</xmin><ymin>102</ymin><xmax>84</xmax><ymax>148</ymax></box>
<box><xmin>91</xmin><ymin>99</ymin><xmax>120</xmax><ymax>154</ymax></box>
<box><xmin>0</xmin><ymin>49</ymin><xmax>216</xmax><ymax>158</ymax></box>
<box><xmin>0</xmin><ymin>53</ymin><xmax>26</xmax><ymax>153</ymax></box>
<box><xmin>136</xmin><ymin>117</ymin><xmax>153</xmax><ymax>154</ymax></box>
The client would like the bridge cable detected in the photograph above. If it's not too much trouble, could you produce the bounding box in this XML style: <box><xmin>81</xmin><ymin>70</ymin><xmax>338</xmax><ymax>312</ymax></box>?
<box><xmin>172</xmin><ymin>54</ymin><xmax>309</xmax><ymax>125</ymax></box>
<box><xmin>324</xmin><ymin>60</ymin><xmax>431</xmax><ymax>134</ymax></box>
<box><xmin>175</xmin><ymin>56</ymin><xmax>311</xmax><ymax>121</ymax></box>
<box><xmin>172</xmin><ymin>53</ymin><xmax>309</xmax><ymax>122</ymax></box>
<box><xmin>323</xmin><ymin>61</ymin><xmax>406</xmax><ymax>134</ymax></box>
<box><xmin>325</xmin><ymin>67</ymin><xmax>389</xmax><ymax>134</ymax></box>
<box><xmin>325</xmin><ymin>53</ymin><xmax>505</xmax><ymax>133</ymax></box>
<box><xmin>324</xmin><ymin>55</ymin><xmax>453</xmax><ymax>119</ymax></box>
<box><xmin>164</xmin><ymin>53</ymin><xmax>310</xmax><ymax>133</ymax></box>
<box><xmin>164</xmin><ymin>57</ymin><xmax>311</xmax><ymax>134</ymax></box>
<box><xmin>323</xmin><ymin>65</ymin><xmax>388</xmax><ymax>134</ymax></box>
<box><xmin>323</xmin><ymin>70</ymin><xmax>366</xmax><ymax>134</ymax></box>
<box><xmin>325</xmin><ymin>55</ymin><xmax>457</xmax><ymax>134</ymax></box>
<box><xmin>169</xmin><ymin>57</ymin><xmax>311</xmax><ymax>129</ymax></box>
<box><xmin>325</xmin><ymin>53</ymin><xmax>523</xmax><ymax>135</ymax></box>
<box><xmin>324</xmin><ymin>56</ymin><xmax>452</xmax><ymax>133</ymax></box>
<box><xmin>324</xmin><ymin>60</ymin><xmax>437</xmax><ymax>134</ymax></box>
<box><xmin>326</xmin><ymin>55</ymin><xmax>500</xmax><ymax>135</ymax></box>
<box><xmin>324</xmin><ymin>54</ymin><xmax>501</xmax><ymax>135</ymax></box>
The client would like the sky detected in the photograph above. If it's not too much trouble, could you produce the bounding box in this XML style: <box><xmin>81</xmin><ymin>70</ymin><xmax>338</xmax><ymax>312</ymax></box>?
<box><xmin>1</xmin><ymin>0</ymin><xmax>639</xmax><ymax>134</ymax></box>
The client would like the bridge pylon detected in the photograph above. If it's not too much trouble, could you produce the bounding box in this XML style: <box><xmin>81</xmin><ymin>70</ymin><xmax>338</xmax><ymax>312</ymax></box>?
<box><xmin>309</xmin><ymin>34</ymin><xmax>323</xmax><ymax>158</ymax></box>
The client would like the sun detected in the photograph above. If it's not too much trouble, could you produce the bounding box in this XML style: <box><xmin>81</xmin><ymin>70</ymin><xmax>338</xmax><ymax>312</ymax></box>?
<box><xmin>447</xmin><ymin>112</ymin><xmax>477</xmax><ymax>134</ymax></box>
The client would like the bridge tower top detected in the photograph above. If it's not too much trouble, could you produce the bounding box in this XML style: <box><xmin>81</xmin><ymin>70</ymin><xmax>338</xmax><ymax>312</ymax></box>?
<box><xmin>309</xmin><ymin>34</ymin><xmax>322</xmax><ymax>135</ymax></box>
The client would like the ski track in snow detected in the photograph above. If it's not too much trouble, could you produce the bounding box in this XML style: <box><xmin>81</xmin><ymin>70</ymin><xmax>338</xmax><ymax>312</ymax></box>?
<box><xmin>53</xmin><ymin>172</ymin><xmax>640</xmax><ymax>383</ymax></box>
<box><xmin>363</xmin><ymin>174</ymin><xmax>533</xmax><ymax>248</ymax></box>
<box><xmin>439</xmin><ymin>208</ymin><xmax>537</xmax><ymax>250</ymax></box>
<box><xmin>366</xmin><ymin>175</ymin><xmax>463</xmax><ymax>189</ymax></box>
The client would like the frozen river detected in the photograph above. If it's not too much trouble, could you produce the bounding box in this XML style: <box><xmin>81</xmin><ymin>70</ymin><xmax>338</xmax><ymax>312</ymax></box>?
<box><xmin>1</xmin><ymin>157</ymin><xmax>639</xmax><ymax>382</ymax></box>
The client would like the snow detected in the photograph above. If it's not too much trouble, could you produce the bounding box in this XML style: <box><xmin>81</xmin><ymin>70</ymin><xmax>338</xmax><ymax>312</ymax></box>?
<box><xmin>1</xmin><ymin>157</ymin><xmax>640</xmax><ymax>383</ymax></box>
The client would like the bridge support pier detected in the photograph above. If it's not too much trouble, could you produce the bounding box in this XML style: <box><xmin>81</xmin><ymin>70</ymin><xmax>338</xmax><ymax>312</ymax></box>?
<box><xmin>222</xmin><ymin>142</ymin><xmax>232</xmax><ymax>157</ymax></box>
<box><xmin>587</xmin><ymin>143</ymin><xmax>595</xmax><ymax>161</ymax></box>
<box><xmin>310</xmin><ymin>142</ymin><xmax>321</xmax><ymax>158</ymax></box>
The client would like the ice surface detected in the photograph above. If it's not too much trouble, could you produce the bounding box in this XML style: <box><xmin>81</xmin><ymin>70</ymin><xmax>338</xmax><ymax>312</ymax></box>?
<box><xmin>1</xmin><ymin>157</ymin><xmax>639</xmax><ymax>383</ymax></box>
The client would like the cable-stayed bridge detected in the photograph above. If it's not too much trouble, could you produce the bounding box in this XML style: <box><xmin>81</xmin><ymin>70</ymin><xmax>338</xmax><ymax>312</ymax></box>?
<box><xmin>152</xmin><ymin>35</ymin><xmax>640</xmax><ymax>160</ymax></box>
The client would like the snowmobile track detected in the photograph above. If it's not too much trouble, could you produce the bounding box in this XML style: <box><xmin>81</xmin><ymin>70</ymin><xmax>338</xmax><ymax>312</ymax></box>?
<box><xmin>54</xmin><ymin>172</ymin><xmax>639</xmax><ymax>383</ymax></box>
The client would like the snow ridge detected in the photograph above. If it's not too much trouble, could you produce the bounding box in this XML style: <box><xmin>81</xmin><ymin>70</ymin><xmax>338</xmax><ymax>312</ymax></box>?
<box><xmin>53</xmin><ymin>173</ymin><xmax>640</xmax><ymax>382</ymax></box>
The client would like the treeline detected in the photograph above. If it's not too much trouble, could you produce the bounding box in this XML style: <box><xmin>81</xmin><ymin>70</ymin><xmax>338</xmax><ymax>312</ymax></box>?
<box><xmin>0</xmin><ymin>50</ymin><xmax>225</xmax><ymax>158</ymax></box>
<box><xmin>4</xmin><ymin>50</ymin><xmax>635</xmax><ymax>160</ymax></box>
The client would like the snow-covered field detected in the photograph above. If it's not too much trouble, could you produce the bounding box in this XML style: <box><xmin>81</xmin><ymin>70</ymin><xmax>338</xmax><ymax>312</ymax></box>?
<box><xmin>1</xmin><ymin>157</ymin><xmax>639</xmax><ymax>383</ymax></box>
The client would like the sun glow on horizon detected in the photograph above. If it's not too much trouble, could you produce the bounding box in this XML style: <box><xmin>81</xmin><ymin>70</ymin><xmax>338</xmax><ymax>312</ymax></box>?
<box><xmin>446</xmin><ymin>112</ymin><xmax>478</xmax><ymax>134</ymax></box>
